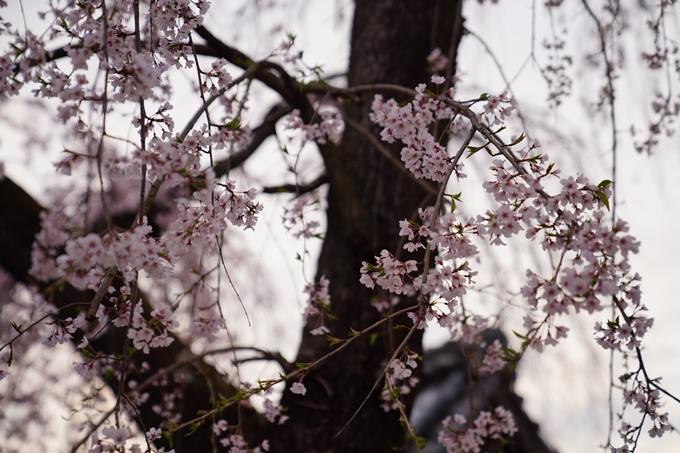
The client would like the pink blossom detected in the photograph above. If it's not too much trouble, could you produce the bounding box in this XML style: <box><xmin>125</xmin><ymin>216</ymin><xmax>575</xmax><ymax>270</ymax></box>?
<box><xmin>290</xmin><ymin>382</ymin><xmax>307</xmax><ymax>395</ymax></box>
<box><xmin>147</xmin><ymin>427</ymin><xmax>162</xmax><ymax>441</ymax></box>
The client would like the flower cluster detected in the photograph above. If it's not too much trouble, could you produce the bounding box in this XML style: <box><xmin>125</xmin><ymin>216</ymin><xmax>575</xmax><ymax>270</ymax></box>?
<box><xmin>282</xmin><ymin>194</ymin><xmax>322</xmax><ymax>240</ymax></box>
<box><xmin>477</xmin><ymin>91</ymin><xmax>515</xmax><ymax>127</ymax></box>
<box><xmin>360</xmin><ymin>250</ymin><xmax>417</xmax><ymax>295</ymax></box>
<box><xmin>427</xmin><ymin>47</ymin><xmax>449</xmax><ymax>73</ymax></box>
<box><xmin>55</xmin><ymin>218</ymin><xmax>175</xmax><ymax>289</ymax></box>
<box><xmin>382</xmin><ymin>353</ymin><xmax>420</xmax><ymax>412</ymax></box>
<box><xmin>42</xmin><ymin>315</ymin><xmax>84</xmax><ymax>347</ymax></box>
<box><xmin>126</xmin><ymin>302</ymin><xmax>178</xmax><ymax>354</ymax></box>
<box><xmin>302</xmin><ymin>276</ymin><xmax>332</xmax><ymax>336</ymax></box>
<box><xmin>203</xmin><ymin>58</ymin><xmax>234</xmax><ymax>95</ymax></box>
<box><xmin>212</xmin><ymin>420</ymin><xmax>270</xmax><ymax>452</ymax></box>
<box><xmin>167</xmin><ymin>173</ymin><xmax>262</xmax><ymax>253</ymax></box>
<box><xmin>263</xmin><ymin>399</ymin><xmax>289</xmax><ymax>425</ymax></box>
<box><xmin>365</xmin><ymin>81</ymin><xmax>662</xmax><ymax>448</ymax></box>
<box><xmin>369</xmin><ymin>84</ymin><xmax>453</xmax><ymax>181</ymax></box>
<box><xmin>611</xmin><ymin>376</ymin><xmax>671</xmax><ymax>452</ymax></box>
<box><xmin>364</xmin><ymin>209</ymin><xmax>479</xmax><ymax>332</ymax></box>
<box><xmin>284</xmin><ymin>109</ymin><xmax>343</xmax><ymax>146</ymax></box>
<box><xmin>478</xmin><ymin>340</ymin><xmax>506</xmax><ymax>375</ymax></box>
<box><xmin>87</xmin><ymin>426</ymin><xmax>160</xmax><ymax>453</ymax></box>
<box><xmin>438</xmin><ymin>407</ymin><xmax>517</xmax><ymax>453</ymax></box>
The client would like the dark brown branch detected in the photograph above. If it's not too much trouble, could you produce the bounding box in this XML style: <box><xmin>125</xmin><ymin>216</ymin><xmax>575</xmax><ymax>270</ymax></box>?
<box><xmin>213</xmin><ymin>102</ymin><xmax>293</xmax><ymax>179</ymax></box>
<box><xmin>263</xmin><ymin>174</ymin><xmax>328</xmax><ymax>195</ymax></box>
<box><xmin>194</xmin><ymin>26</ymin><xmax>309</xmax><ymax>115</ymax></box>
<box><xmin>192</xmin><ymin>26</ymin><xmax>367</xmax><ymax>238</ymax></box>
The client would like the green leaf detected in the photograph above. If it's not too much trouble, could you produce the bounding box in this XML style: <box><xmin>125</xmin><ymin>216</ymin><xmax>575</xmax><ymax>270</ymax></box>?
<box><xmin>164</xmin><ymin>432</ymin><xmax>175</xmax><ymax>448</ymax></box>
<box><xmin>501</xmin><ymin>347</ymin><xmax>517</xmax><ymax>356</ymax></box>
<box><xmin>596</xmin><ymin>189</ymin><xmax>610</xmax><ymax>212</ymax></box>
<box><xmin>512</xmin><ymin>330</ymin><xmax>528</xmax><ymax>340</ymax></box>
<box><xmin>227</xmin><ymin>388</ymin><xmax>248</xmax><ymax>403</ymax></box>
<box><xmin>509</xmin><ymin>132</ymin><xmax>526</xmax><ymax>146</ymax></box>
<box><xmin>466</xmin><ymin>145</ymin><xmax>481</xmax><ymax>157</ymax></box>
<box><xmin>368</xmin><ymin>334</ymin><xmax>378</xmax><ymax>347</ymax></box>
<box><xmin>607</xmin><ymin>316</ymin><xmax>620</xmax><ymax>330</ymax></box>
<box><xmin>598</xmin><ymin>179</ymin><xmax>613</xmax><ymax>189</ymax></box>
<box><xmin>185</xmin><ymin>420</ymin><xmax>202</xmax><ymax>436</ymax></box>
<box><xmin>295</xmin><ymin>362</ymin><xmax>310</xmax><ymax>369</ymax></box>
<box><xmin>361</xmin><ymin>262</ymin><xmax>380</xmax><ymax>273</ymax></box>
<box><xmin>452</xmin><ymin>260</ymin><xmax>468</xmax><ymax>273</ymax></box>
<box><xmin>349</xmin><ymin>327</ymin><xmax>360</xmax><ymax>337</ymax></box>
<box><xmin>326</xmin><ymin>335</ymin><xmax>342</xmax><ymax>347</ymax></box>
<box><xmin>225</xmin><ymin>118</ymin><xmax>241</xmax><ymax>130</ymax></box>
<box><xmin>11</xmin><ymin>322</ymin><xmax>21</xmax><ymax>333</ymax></box>
<box><xmin>448</xmin><ymin>192</ymin><xmax>463</xmax><ymax>213</ymax></box>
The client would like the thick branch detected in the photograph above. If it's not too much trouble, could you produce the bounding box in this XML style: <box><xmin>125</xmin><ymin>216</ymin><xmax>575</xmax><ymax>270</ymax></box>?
<box><xmin>263</xmin><ymin>174</ymin><xmax>328</xmax><ymax>195</ymax></box>
<box><xmin>194</xmin><ymin>26</ymin><xmax>309</xmax><ymax>115</ymax></box>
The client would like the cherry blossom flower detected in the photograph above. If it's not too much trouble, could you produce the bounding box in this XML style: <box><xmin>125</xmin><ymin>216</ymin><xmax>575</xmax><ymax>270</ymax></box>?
<box><xmin>290</xmin><ymin>382</ymin><xmax>307</xmax><ymax>395</ymax></box>
<box><xmin>147</xmin><ymin>427</ymin><xmax>162</xmax><ymax>441</ymax></box>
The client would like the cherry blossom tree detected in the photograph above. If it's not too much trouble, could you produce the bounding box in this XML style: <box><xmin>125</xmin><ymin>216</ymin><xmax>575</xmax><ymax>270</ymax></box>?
<box><xmin>0</xmin><ymin>1</ymin><xmax>679</xmax><ymax>452</ymax></box>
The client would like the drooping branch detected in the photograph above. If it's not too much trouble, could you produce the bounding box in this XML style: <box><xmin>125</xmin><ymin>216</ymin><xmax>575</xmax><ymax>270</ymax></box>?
<box><xmin>0</xmin><ymin>177</ymin><xmax>263</xmax><ymax>453</ymax></box>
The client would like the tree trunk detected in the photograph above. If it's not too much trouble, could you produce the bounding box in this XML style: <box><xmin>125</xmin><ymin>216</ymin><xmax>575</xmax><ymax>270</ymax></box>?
<box><xmin>275</xmin><ymin>2</ymin><xmax>464</xmax><ymax>451</ymax></box>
